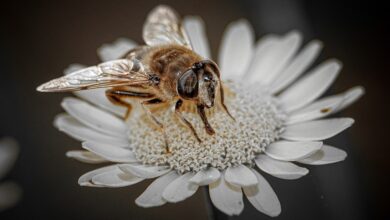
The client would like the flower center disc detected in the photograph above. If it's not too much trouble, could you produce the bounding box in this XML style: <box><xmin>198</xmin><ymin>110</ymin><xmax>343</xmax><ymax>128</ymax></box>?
<box><xmin>128</xmin><ymin>83</ymin><xmax>285</xmax><ymax>173</ymax></box>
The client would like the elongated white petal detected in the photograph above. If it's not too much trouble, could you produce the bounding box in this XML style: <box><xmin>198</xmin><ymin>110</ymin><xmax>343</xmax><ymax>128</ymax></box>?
<box><xmin>66</xmin><ymin>150</ymin><xmax>107</xmax><ymax>164</ymax></box>
<box><xmin>189</xmin><ymin>167</ymin><xmax>221</xmax><ymax>186</ymax></box>
<box><xmin>75</xmin><ymin>89</ymin><xmax>126</xmax><ymax>117</ymax></box>
<box><xmin>64</xmin><ymin>64</ymin><xmax>126</xmax><ymax>117</ymax></box>
<box><xmin>78</xmin><ymin>165</ymin><xmax>118</xmax><ymax>187</ymax></box>
<box><xmin>209</xmin><ymin>173</ymin><xmax>244</xmax><ymax>216</ymax></box>
<box><xmin>64</xmin><ymin>63</ymin><xmax>86</xmax><ymax>75</ymax></box>
<box><xmin>334</xmin><ymin>86</ymin><xmax>365</xmax><ymax>112</ymax></box>
<box><xmin>119</xmin><ymin>164</ymin><xmax>170</xmax><ymax>179</ymax></box>
<box><xmin>287</xmin><ymin>86</ymin><xmax>364</xmax><ymax>124</ymax></box>
<box><xmin>91</xmin><ymin>167</ymin><xmax>143</xmax><ymax>187</ymax></box>
<box><xmin>286</xmin><ymin>96</ymin><xmax>344</xmax><ymax>125</ymax></box>
<box><xmin>0</xmin><ymin>182</ymin><xmax>21</xmax><ymax>212</ymax></box>
<box><xmin>61</xmin><ymin>97</ymin><xmax>128</xmax><ymax>138</ymax></box>
<box><xmin>82</xmin><ymin>141</ymin><xmax>136</xmax><ymax>163</ymax></box>
<box><xmin>224</xmin><ymin>165</ymin><xmax>258</xmax><ymax>187</ymax></box>
<box><xmin>270</xmin><ymin>40</ymin><xmax>323</xmax><ymax>93</ymax></box>
<box><xmin>0</xmin><ymin>138</ymin><xmax>19</xmax><ymax>178</ymax></box>
<box><xmin>281</xmin><ymin>118</ymin><xmax>354</xmax><ymax>141</ymax></box>
<box><xmin>248</xmin><ymin>31</ymin><xmax>302</xmax><ymax>85</ymax></box>
<box><xmin>298</xmin><ymin>145</ymin><xmax>347</xmax><ymax>165</ymax></box>
<box><xmin>135</xmin><ymin>171</ymin><xmax>179</xmax><ymax>207</ymax></box>
<box><xmin>219</xmin><ymin>19</ymin><xmax>254</xmax><ymax>80</ymax></box>
<box><xmin>279</xmin><ymin>60</ymin><xmax>341</xmax><ymax>112</ymax></box>
<box><xmin>263</xmin><ymin>31</ymin><xmax>302</xmax><ymax>84</ymax></box>
<box><xmin>97</xmin><ymin>38</ymin><xmax>137</xmax><ymax>62</ymax></box>
<box><xmin>265</xmin><ymin>141</ymin><xmax>322</xmax><ymax>161</ymax></box>
<box><xmin>183</xmin><ymin>16</ymin><xmax>210</xmax><ymax>58</ymax></box>
<box><xmin>245</xmin><ymin>35</ymin><xmax>279</xmax><ymax>80</ymax></box>
<box><xmin>54</xmin><ymin>114</ymin><xmax>129</xmax><ymax>146</ymax></box>
<box><xmin>255</xmin><ymin>155</ymin><xmax>308</xmax><ymax>179</ymax></box>
<box><xmin>162</xmin><ymin>173</ymin><xmax>198</xmax><ymax>203</ymax></box>
<box><xmin>243</xmin><ymin>170</ymin><xmax>281</xmax><ymax>217</ymax></box>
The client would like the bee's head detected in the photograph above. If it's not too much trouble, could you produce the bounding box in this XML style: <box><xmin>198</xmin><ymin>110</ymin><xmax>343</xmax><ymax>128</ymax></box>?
<box><xmin>177</xmin><ymin>60</ymin><xmax>220</xmax><ymax>108</ymax></box>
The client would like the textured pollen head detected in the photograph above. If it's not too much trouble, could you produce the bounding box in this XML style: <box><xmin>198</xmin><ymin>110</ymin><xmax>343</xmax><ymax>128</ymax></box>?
<box><xmin>128</xmin><ymin>82</ymin><xmax>286</xmax><ymax>173</ymax></box>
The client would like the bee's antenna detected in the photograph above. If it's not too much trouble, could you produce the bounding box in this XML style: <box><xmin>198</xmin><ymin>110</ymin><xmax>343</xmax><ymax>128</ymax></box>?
<box><xmin>218</xmin><ymin>79</ymin><xmax>235</xmax><ymax>121</ymax></box>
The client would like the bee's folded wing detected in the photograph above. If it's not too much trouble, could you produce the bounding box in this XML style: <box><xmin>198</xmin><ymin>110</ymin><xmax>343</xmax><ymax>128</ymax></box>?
<box><xmin>37</xmin><ymin>59</ymin><xmax>151</xmax><ymax>92</ymax></box>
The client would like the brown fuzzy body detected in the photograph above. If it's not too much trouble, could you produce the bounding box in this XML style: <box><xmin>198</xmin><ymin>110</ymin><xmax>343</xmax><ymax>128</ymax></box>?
<box><xmin>122</xmin><ymin>44</ymin><xmax>204</xmax><ymax>103</ymax></box>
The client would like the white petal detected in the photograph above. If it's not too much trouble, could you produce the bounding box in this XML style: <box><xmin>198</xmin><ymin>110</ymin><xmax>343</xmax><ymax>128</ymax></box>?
<box><xmin>209</xmin><ymin>173</ymin><xmax>244</xmax><ymax>216</ymax></box>
<box><xmin>74</xmin><ymin>89</ymin><xmax>126</xmax><ymax>117</ymax></box>
<box><xmin>219</xmin><ymin>19</ymin><xmax>254</xmax><ymax>80</ymax></box>
<box><xmin>54</xmin><ymin>114</ymin><xmax>129</xmax><ymax>147</ymax></box>
<box><xmin>64</xmin><ymin>63</ymin><xmax>86</xmax><ymax>75</ymax></box>
<box><xmin>265</xmin><ymin>141</ymin><xmax>322</xmax><ymax>161</ymax></box>
<box><xmin>64</xmin><ymin>64</ymin><xmax>125</xmax><ymax>116</ymax></box>
<box><xmin>135</xmin><ymin>171</ymin><xmax>179</xmax><ymax>207</ymax></box>
<box><xmin>281</xmin><ymin>118</ymin><xmax>354</xmax><ymax>141</ymax></box>
<box><xmin>244</xmin><ymin>35</ymin><xmax>279</xmax><ymax>80</ymax></box>
<box><xmin>162</xmin><ymin>172</ymin><xmax>198</xmax><ymax>203</ymax></box>
<box><xmin>270</xmin><ymin>40</ymin><xmax>323</xmax><ymax>93</ymax></box>
<box><xmin>66</xmin><ymin>150</ymin><xmax>107</xmax><ymax>164</ymax></box>
<box><xmin>78</xmin><ymin>165</ymin><xmax>117</xmax><ymax>187</ymax></box>
<box><xmin>0</xmin><ymin>182</ymin><xmax>22</xmax><ymax>211</ymax></box>
<box><xmin>82</xmin><ymin>141</ymin><xmax>136</xmax><ymax>163</ymax></box>
<box><xmin>0</xmin><ymin>137</ymin><xmax>19</xmax><ymax>178</ymax></box>
<box><xmin>247</xmin><ymin>31</ymin><xmax>302</xmax><ymax>85</ymax></box>
<box><xmin>91</xmin><ymin>167</ymin><xmax>143</xmax><ymax>187</ymax></box>
<box><xmin>286</xmin><ymin>96</ymin><xmax>344</xmax><ymax>125</ymax></box>
<box><xmin>183</xmin><ymin>16</ymin><xmax>211</xmax><ymax>58</ymax></box>
<box><xmin>64</xmin><ymin>64</ymin><xmax>126</xmax><ymax>116</ymax></box>
<box><xmin>97</xmin><ymin>38</ymin><xmax>137</xmax><ymax>62</ymax></box>
<box><xmin>61</xmin><ymin>97</ymin><xmax>128</xmax><ymax>138</ymax></box>
<box><xmin>119</xmin><ymin>164</ymin><xmax>170</xmax><ymax>179</ymax></box>
<box><xmin>255</xmin><ymin>155</ymin><xmax>308</xmax><ymax>180</ymax></box>
<box><xmin>287</xmin><ymin>86</ymin><xmax>364</xmax><ymax>124</ymax></box>
<box><xmin>224</xmin><ymin>165</ymin><xmax>258</xmax><ymax>187</ymax></box>
<box><xmin>279</xmin><ymin>60</ymin><xmax>341</xmax><ymax>112</ymax></box>
<box><xmin>334</xmin><ymin>86</ymin><xmax>365</xmax><ymax>112</ymax></box>
<box><xmin>189</xmin><ymin>167</ymin><xmax>221</xmax><ymax>186</ymax></box>
<box><xmin>298</xmin><ymin>145</ymin><xmax>347</xmax><ymax>165</ymax></box>
<box><xmin>243</xmin><ymin>170</ymin><xmax>281</xmax><ymax>217</ymax></box>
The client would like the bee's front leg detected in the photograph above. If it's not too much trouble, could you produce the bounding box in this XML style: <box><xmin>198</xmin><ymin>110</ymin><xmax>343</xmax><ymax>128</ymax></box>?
<box><xmin>197</xmin><ymin>104</ymin><xmax>215</xmax><ymax>135</ymax></box>
<box><xmin>174</xmin><ymin>99</ymin><xmax>202</xmax><ymax>143</ymax></box>
<box><xmin>141</xmin><ymin>98</ymin><xmax>164</xmax><ymax>129</ymax></box>
<box><xmin>141</xmin><ymin>98</ymin><xmax>171</xmax><ymax>153</ymax></box>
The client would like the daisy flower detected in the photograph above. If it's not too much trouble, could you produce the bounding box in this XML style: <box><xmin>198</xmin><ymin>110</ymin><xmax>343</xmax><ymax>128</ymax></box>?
<box><xmin>0</xmin><ymin>137</ymin><xmax>21</xmax><ymax>212</ymax></box>
<box><xmin>51</xmin><ymin>6</ymin><xmax>363</xmax><ymax>217</ymax></box>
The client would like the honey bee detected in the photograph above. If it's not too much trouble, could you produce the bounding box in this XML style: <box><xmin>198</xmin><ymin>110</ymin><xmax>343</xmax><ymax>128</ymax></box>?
<box><xmin>37</xmin><ymin>5</ymin><xmax>233</xmax><ymax>150</ymax></box>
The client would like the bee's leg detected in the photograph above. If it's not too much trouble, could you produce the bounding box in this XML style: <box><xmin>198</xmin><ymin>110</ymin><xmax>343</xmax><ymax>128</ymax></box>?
<box><xmin>141</xmin><ymin>98</ymin><xmax>171</xmax><ymax>153</ymax></box>
<box><xmin>197</xmin><ymin>104</ymin><xmax>215</xmax><ymax>135</ymax></box>
<box><xmin>105</xmin><ymin>89</ymin><xmax>154</xmax><ymax>119</ymax></box>
<box><xmin>106</xmin><ymin>90</ymin><xmax>133</xmax><ymax>119</ymax></box>
<box><xmin>141</xmin><ymin>98</ymin><xmax>164</xmax><ymax>128</ymax></box>
<box><xmin>174</xmin><ymin>99</ymin><xmax>202</xmax><ymax>143</ymax></box>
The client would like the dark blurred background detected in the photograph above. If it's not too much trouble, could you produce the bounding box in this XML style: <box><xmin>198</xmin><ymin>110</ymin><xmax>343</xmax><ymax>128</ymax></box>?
<box><xmin>0</xmin><ymin>0</ymin><xmax>388</xmax><ymax>219</ymax></box>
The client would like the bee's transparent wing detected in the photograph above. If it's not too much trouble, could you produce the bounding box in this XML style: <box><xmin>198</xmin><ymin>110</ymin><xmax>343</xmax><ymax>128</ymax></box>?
<box><xmin>37</xmin><ymin>59</ymin><xmax>151</xmax><ymax>92</ymax></box>
<box><xmin>143</xmin><ymin>5</ymin><xmax>192</xmax><ymax>49</ymax></box>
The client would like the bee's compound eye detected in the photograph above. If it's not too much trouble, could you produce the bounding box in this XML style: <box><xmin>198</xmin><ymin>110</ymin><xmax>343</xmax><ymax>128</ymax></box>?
<box><xmin>177</xmin><ymin>69</ymin><xmax>198</xmax><ymax>99</ymax></box>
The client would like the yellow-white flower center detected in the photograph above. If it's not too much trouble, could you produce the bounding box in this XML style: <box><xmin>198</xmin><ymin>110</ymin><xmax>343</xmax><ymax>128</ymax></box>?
<box><xmin>128</xmin><ymin>82</ymin><xmax>285</xmax><ymax>173</ymax></box>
